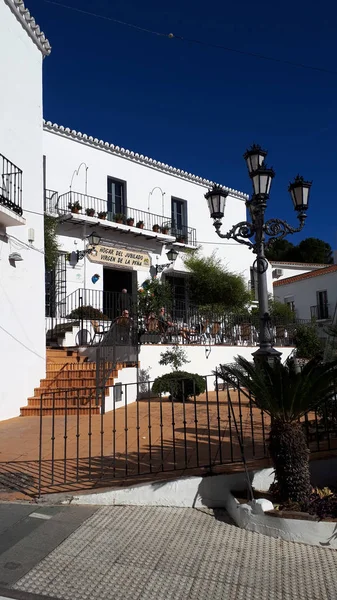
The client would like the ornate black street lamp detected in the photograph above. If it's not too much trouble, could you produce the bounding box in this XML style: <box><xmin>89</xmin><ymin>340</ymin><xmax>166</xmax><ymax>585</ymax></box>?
<box><xmin>205</xmin><ymin>145</ymin><xmax>312</xmax><ymax>362</ymax></box>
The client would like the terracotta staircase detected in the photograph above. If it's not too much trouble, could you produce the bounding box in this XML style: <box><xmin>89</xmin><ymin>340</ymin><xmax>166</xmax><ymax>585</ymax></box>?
<box><xmin>20</xmin><ymin>348</ymin><xmax>131</xmax><ymax>416</ymax></box>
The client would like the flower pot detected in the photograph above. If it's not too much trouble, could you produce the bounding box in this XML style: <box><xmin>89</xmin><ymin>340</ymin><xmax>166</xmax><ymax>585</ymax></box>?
<box><xmin>127</xmin><ymin>220</ymin><xmax>134</xmax><ymax>227</ymax></box>
<box><xmin>86</xmin><ymin>211</ymin><xmax>95</xmax><ymax>217</ymax></box>
<box><xmin>116</xmin><ymin>219</ymin><xmax>123</xmax><ymax>224</ymax></box>
<box><xmin>153</xmin><ymin>225</ymin><xmax>161</xmax><ymax>233</ymax></box>
<box><xmin>137</xmin><ymin>224</ymin><xmax>144</xmax><ymax>229</ymax></box>
<box><xmin>161</xmin><ymin>228</ymin><xmax>169</xmax><ymax>235</ymax></box>
<box><xmin>71</xmin><ymin>208</ymin><xmax>80</xmax><ymax>214</ymax></box>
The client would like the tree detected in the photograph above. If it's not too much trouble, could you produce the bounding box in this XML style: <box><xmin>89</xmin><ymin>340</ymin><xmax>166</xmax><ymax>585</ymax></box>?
<box><xmin>294</xmin><ymin>323</ymin><xmax>322</xmax><ymax>359</ymax></box>
<box><xmin>216</xmin><ymin>356</ymin><xmax>337</xmax><ymax>504</ymax></box>
<box><xmin>159</xmin><ymin>345</ymin><xmax>190</xmax><ymax>371</ymax></box>
<box><xmin>44</xmin><ymin>214</ymin><xmax>59</xmax><ymax>270</ymax></box>
<box><xmin>296</xmin><ymin>238</ymin><xmax>333</xmax><ymax>264</ymax></box>
<box><xmin>138</xmin><ymin>277</ymin><xmax>172</xmax><ymax>317</ymax></box>
<box><xmin>184</xmin><ymin>252</ymin><xmax>250</xmax><ymax>312</ymax></box>
<box><xmin>265</xmin><ymin>239</ymin><xmax>295</xmax><ymax>262</ymax></box>
<box><xmin>265</xmin><ymin>236</ymin><xmax>333</xmax><ymax>264</ymax></box>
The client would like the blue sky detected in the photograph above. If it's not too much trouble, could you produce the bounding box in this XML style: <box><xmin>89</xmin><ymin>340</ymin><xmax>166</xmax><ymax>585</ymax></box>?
<box><xmin>30</xmin><ymin>0</ymin><xmax>337</xmax><ymax>248</ymax></box>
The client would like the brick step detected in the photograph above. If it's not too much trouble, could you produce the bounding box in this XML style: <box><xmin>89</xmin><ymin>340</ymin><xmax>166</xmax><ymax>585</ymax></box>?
<box><xmin>44</xmin><ymin>371</ymin><xmax>117</xmax><ymax>383</ymax></box>
<box><xmin>36</xmin><ymin>379</ymin><xmax>115</xmax><ymax>394</ymax></box>
<box><xmin>20</xmin><ymin>406</ymin><xmax>101</xmax><ymax>416</ymax></box>
<box><xmin>33</xmin><ymin>385</ymin><xmax>110</xmax><ymax>398</ymax></box>
<box><xmin>27</xmin><ymin>397</ymin><xmax>101</xmax><ymax>408</ymax></box>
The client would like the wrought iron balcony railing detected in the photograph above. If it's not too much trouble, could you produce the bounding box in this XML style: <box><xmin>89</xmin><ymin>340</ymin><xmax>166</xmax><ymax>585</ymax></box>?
<box><xmin>310</xmin><ymin>304</ymin><xmax>330</xmax><ymax>320</ymax></box>
<box><xmin>0</xmin><ymin>153</ymin><xmax>23</xmax><ymax>216</ymax></box>
<box><xmin>53</xmin><ymin>191</ymin><xmax>196</xmax><ymax>246</ymax></box>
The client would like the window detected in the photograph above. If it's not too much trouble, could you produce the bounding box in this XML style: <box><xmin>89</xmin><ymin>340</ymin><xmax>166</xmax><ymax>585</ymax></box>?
<box><xmin>284</xmin><ymin>296</ymin><xmax>295</xmax><ymax>313</ymax></box>
<box><xmin>107</xmin><ymin>177</ymin><xmax>126</xmax><ymax>215</ymax></box>
<box><xmin>171</xmin><ymin>197</ymin><xmax>187</xmax><ymax>239</ymax></box>
<box><xmin>317</xmin><ymin>290</ymin><xmax>329</xmax><ymax>319</ymax></box>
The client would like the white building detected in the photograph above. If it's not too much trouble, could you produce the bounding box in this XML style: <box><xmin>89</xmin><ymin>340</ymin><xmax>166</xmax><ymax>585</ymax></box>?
<box><xmin>0</xmin><ymin>0</ymin><xmax>50</xmax><ymax>420</ymax></box>
<box><xmin>43</xmin><ymin>121</ymin><xmax>253</xmax><ymax>332</ymax></box>
<box><xmin>273</xmin><ymin>264</ymin><xmax>337</xmax><ymax>322</ymax></box>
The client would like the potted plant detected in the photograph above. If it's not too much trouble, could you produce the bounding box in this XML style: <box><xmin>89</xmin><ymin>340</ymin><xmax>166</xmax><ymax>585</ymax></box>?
<box><xmin>161</xmin><ymin>222</ymin><xmax>170</xmax><ymax>235</ymax></box>
<box><xmin>136</xmin><ymin>220</ymin><xmax>144</xmax><ymax>229</ymax></box>
<box><xmin>98</xmin><ymin>211</ymin><xmax>107</xmax><ymax>220</ymax></box>
<box><xmin>152</xmin><ymin>224</ymin><xmax>161</xmax><ymax>233</ymax></box>
<box><xmin>126</xmin><ymin>217</ymin><xmax>135</xmax><ymax>227</ymax></box>
<box><xmin>176</xmin><ymin>234</ymin><xmax>187</xmax><ymax>243</ymax></box>
<box><xmin>85</xmin><ymin>208</ymin><xmax>95</xmax><ymax>217</ymax></box>
<box><xmin>68</xmin><ymin>201</ymin><xmax>82</xmax><ymax>214</ymax></box>
<box><xmin>114</xmin><ymin>213</ymin><xmax>125</xmax><ymax>224</ymax></box>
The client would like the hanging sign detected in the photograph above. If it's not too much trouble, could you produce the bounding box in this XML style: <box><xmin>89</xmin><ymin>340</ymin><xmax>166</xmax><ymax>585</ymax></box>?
<box><xmin>87</xmin><ymin>245</ymin><xmax>150</xmax><ymax>271</ymax></box>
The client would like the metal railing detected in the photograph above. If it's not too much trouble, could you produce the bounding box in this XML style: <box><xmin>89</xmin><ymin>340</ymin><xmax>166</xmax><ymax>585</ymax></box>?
<box><xmin>310</xmin><ymin>304</ymin><xmax>331</xmax><ymax>320</ymax></box>
<box><xmin>0</xmin><ymin>153</ymin><xmax>23</xmax><ymax>216</ymax></box>
<box><xmin>55</xmin><ymin>191</ymin><xmax>197</xmax><ymax>245</ymax></box>
<box><xmin>45</xmin><ymin>189</ymin><xmax>58</xmax><ymax>215</ymax></box>
<box><xmin>46</xmin><ymin>289</ymin><xmax>312</xmax><ymax>348</ymax></box>
<box><xmin>0</xmin><ymin>373</ymin><xmax>336</xmax><ymax>497</ymax></box>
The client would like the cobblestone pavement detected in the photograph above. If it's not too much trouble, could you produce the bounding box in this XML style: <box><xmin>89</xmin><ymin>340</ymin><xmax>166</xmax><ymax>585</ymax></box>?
<box><xmin>12</xmin><ymin>506</ymin><xmax>337</xmax><ymax>600</ymax></box>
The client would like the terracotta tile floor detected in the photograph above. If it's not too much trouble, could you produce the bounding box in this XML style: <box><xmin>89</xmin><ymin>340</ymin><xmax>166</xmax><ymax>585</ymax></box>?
<box><xmin>0</xmin><ymin>390</ymin><xmax>335</xmax><ymax>499</ymax></box>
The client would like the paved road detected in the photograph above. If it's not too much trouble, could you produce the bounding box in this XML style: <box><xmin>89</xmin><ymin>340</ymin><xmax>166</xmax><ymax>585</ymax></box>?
<box><xmin>0</xmin><ymin>505</ymin><xmax>334</xmax><ymax>599</ymax></box>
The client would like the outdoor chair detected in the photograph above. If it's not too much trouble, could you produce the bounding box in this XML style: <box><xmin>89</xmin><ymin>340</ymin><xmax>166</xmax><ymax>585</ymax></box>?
<box><xmin>90</xmin><ymin>320</ymin><xmax>111</xmax><ymax>345</ymax></box>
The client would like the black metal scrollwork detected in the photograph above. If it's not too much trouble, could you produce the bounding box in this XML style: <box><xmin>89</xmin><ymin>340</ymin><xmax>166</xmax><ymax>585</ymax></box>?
<box><xmin>264</xmin><ymin>218</ymin><xmax>305</xmax><ymax>247</ymax></box>
<box><xmin>214</xmin><ymin>220</ymin><xmax>255</xmax><ymax>248</ymax></box>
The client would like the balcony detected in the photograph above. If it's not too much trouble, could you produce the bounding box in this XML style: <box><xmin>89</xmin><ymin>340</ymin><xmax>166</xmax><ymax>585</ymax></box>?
<box><xmin>0</xmin><ymin>153</ymin><xmax>24</xmax><ymax>227</ymax></box>
<box><xmin>310</xmin><ymin>304</ymin><xmax>330</xmax><ymax>320</ymax></box>
<box><xmin>49</xmin><ymin>190</ymin><xmax>197</xmax><ymax>247</ymax></box>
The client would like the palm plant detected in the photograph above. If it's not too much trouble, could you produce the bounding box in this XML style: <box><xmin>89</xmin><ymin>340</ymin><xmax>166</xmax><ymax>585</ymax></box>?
<box><xmin>216</xmin><ymin>356</ymin><xmax>337</xmax><ymax>504</ymax></box>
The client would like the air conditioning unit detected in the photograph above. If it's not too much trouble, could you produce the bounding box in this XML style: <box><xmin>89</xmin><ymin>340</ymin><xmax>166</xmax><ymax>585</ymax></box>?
<box><xmin>272</xmin><ymin>268</ymin><xmax>283</xmax><ymax>279</ymax></box>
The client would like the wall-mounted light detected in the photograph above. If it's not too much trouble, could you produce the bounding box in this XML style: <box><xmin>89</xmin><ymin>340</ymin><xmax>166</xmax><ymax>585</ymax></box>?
<box><xmin>155</xmin><ymin>248</ymin><xmax>179</xmax><ymax>274</ymax></box>
<box><xmin>28</xmin><ymin>228</ymin><xmax>35</xmax><ymax>244</ymax></box>
<box><xmin>9</xmin><ymin>252</ymin><xmax>23</xmax><ymax>263</ymax></box>
<box><xmin>77</xmin><ymin>232</ymin><xmax>102</xmax><ymax>261</ymax></box>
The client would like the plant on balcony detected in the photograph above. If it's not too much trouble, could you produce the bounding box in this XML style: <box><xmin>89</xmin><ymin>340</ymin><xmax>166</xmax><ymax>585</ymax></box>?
<box><xmin>136</xmin><ymin>220</ymin><xmax>144</xmax><ymax>229</ymax></box>
<box><xmin>98</xmin><ymin>211</ymin><xmax>107</xmax><ymax>220</ymax></box>
<box><xmin>114</xmin><ymin>213</ymin><xmax>125</xmax><ymax>224</ymax></box>
<box><xmin>68</xmin><ymin>201</ymin><xmax>82</xmax><ymax>214</ymax></box>
<box><xmin>216</xmin><ymin>355</ymin><xmax>337</xmax><ymax>505</ymax></box>
<box><xmin>161</xmin><ymin>222</ymin><xmax>170</xmax><ymax>235</ymax></box>
<box><xmin>85</xmin><ymin>208</ymin><xmax>95</xmax><ymax>217</ymax></box>
<box><xmin>126</xmin><ymin>217</ymin><xmax>135</xmax><ymax>226</ymax></box>
<box><xmin>176</xmin><ymin>234</ymin><xmax>187</xmax><ymax>243</ymax></box>
<box><xmin>152</xmin><ymin>224</ymin><xmax>161</xmax><ymax>233</ymax></box>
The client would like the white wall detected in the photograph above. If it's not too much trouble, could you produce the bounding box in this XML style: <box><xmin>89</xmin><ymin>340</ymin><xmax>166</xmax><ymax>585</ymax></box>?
<box><xmin>138</xmin><ymin>344</ymin><xmax>293</xmax><ymax>385</ymax></box>
<box><xmin>43</xmin><ymin>129</ymin><xmax>253</xmax><ymax>286</ymax></box>
<box><xmin>274</xmin><ymin>270</ymin><xmax>337</xmax><ymax>320</ymax></box>
<box><xmin>0</xmin><ymin>2</ymin><xmax>46</xmax><ymax>419</ymax></box>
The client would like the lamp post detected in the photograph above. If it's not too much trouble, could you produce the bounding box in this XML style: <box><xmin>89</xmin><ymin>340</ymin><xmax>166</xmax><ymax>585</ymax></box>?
<box><xmin>205</xmin><ymin>144</ymin><xmax>312</xmax><ymax>363</ymax></box>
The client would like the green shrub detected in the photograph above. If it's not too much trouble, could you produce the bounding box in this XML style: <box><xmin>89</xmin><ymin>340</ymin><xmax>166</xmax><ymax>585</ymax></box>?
<box><xmin>67</xmin><ymin>305</ymin><xmax>109</xmax><ymax>321</ymax></box>
<box><xmin>152</xmin><ymin>371</ymin><xmax>206</xmax><ymax>401</ymax></box>
<box><xmin>295</xmin><ymin>323</ymin><xmax>322</xmax><ymax>359</ymax></box>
